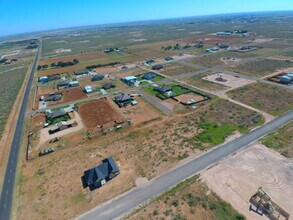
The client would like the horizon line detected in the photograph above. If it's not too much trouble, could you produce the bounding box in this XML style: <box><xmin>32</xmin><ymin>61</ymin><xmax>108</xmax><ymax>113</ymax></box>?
<box><xmin>1</xmin><ymin>9</ymin><xmax>293</xmax><ymax>39</ymax></box>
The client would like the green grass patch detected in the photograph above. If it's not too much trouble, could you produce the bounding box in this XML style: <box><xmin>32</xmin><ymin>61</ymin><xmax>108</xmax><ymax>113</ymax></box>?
<box><xmin>51</xmin><ymin>105</ymin><xmax>70</xmax><ymax>112</ymax></box>
<box><xmin>47</xmin><ymin>114</ymin><xmax>70</xmax><ymax>125</ymax></box>
<box><xmin>196</xmin><ymin>122</ymin><xmax>243</xmax><ymax>146</ymax></box>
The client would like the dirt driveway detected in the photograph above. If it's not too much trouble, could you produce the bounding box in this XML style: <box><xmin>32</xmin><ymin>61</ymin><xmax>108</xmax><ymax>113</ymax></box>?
<box><xmin>38</xmin><ymin>111</ymin><xmax>83</xmax><ymax>147</ymax></box>
<box><xmin>201</xmin><ymin>143</ymin><xmax>293</xmax><ymax>220</ymax></box>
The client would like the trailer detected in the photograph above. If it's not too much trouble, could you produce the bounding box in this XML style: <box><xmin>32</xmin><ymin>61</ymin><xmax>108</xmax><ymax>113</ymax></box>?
<box><xmin>249</xmin><ymin>187</ymin><xmax>290</xmax><ymax>220</ymax></box>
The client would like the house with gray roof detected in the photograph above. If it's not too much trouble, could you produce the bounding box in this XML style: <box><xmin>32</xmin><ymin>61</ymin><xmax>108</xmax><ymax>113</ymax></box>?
<box><xmin>44</xmin><ymin>93</ymin><xmax>63</xmax><ymax>102</ymax></box>
<box><xmin>74</xmin><ymin>69</ymin><xmax>90</xmax><ymax>75</ymax></box>
<box><xmin>82</xmin><ymin>157</ymin><xmax>120</xmax><ymax>191</ymax></box>
<box><xmin>46</xmin><ymin>109</ymin><xmax>67</xmax><ymax>120</ymax></box>
<box><xmin>113</xmin><ymin>93</ymin><xmax>133</xmax><ymax>107</ymax></box>
<box><xmin>154</xmin><ymin>85</ymin><xmax>172</xmax><ymax>94</ymax></box>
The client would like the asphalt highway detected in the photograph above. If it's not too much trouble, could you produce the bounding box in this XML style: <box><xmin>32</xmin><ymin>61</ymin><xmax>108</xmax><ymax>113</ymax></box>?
<box><xmin>76</xmin><ymin>109</ymin><xmax>293</xmax><ymax>220</ymax></box>
<box><xmin>0</xmin><ymin>43</ymin><xmax>40</xmax><ymax>220</ymax></box>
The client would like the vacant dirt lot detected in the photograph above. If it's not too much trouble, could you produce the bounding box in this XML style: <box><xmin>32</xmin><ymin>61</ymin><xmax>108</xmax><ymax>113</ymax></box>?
<box><xmin>203</xmin><ymin>73</ymin><xmax>255</xmax><ymax>89</ymax></box>
<box><xmin>181</xmin><ymin>72</ymin><xmax>230</xmax><ymax>92</ymax></box>
<box><xmin>159</xmin><ymin>62</ymin><xmax>199</xmax><ymax>77</ymax></box>
<box><xmin>119</xmin><ymin>97</ymin><xmax>161</xmax><ymax>126</ymax></box>
<box><xmin>37</xmin><ymin>64</ymin><xmax>86</xmax><ymax>76</ymax></box>
<box><xmin>174</xmin><ymin>93</ymin><xmax>206</xmax><ymax>104</ymax></box>
<box><xmin>228</xmin><ymin>59</ymin><xmax>293</xmax><ymax>77</ymax></box>
<box><xmin>201</xmin><ymin>144</ymin><xmax>293</xmax><ymax>220</ymax></box>
<box><xmin>78</xmin><ymin>98</ymin><xmax>124</xmax><ymax>130</ymax></box>
<box><xmin>39</xmin><ymin>52</ymin><xmax>108</xmax><ymax>65</ymax></box>
<box><xmin>31</xmin><ymin>113</ymin><xmax>46</xmax><ymax>131</ymax></box>
<box><xmin>227</xmin><ymin>82</ymin><xmax>293</xmax><ymax>116</ymax></box>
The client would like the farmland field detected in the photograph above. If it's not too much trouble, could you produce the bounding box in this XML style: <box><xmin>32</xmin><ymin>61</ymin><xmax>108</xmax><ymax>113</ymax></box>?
<box><xmin>227</xmin><ymin>83</ymin><xmax>293</xmax><ymax>115</ymax></box>
<box><xmin>0</xmin><ymin>67</ymin><xmax>28</xmax><ymax>137</ymax></box>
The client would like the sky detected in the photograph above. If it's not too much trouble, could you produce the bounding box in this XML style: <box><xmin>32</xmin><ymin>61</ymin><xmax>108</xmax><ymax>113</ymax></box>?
<box><xmin>0</xmin><ymin>0</ymin><xmax>293</xmax><ymax>36</ymax></box>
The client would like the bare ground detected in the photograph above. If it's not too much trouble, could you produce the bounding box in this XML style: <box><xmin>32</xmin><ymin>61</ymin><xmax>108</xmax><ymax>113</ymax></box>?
<box><xmin>201</xmin><ymin>143</ymin><xmax>293</xmax><ymax>220</ymax></box>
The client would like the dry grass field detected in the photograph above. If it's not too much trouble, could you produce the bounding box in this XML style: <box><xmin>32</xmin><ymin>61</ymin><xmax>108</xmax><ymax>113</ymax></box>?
<box><xmin>227</xmin><ymin>83</ymin><xmax>293</xmax><ymax>116</ymax></box>
<box><xmin>16</xmin><ymin>99</ymin><xmax>263</xmax><ymax>220</ymax></box>
<box><xmin>228</xmin><ymin>59</ymin><xmax>293</xmax><ymax>77</ymax></box>
<box><xmin>159</xmin><ymin>62</ymin><xmax>200</xmax><ymax>77</ymax></box>
<box><xmin>127</xmin><ymin>175</ymin><xmax>245</xmax><ymax>220</ymax></box>
<box><xmin>261</xmin><ymin>122</ymin><xmax>293</xmax><ymax>158</ymax></box>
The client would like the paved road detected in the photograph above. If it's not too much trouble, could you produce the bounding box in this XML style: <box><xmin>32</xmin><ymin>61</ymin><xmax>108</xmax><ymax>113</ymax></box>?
<box><xmin>76</xmin><ymin>110</ymin><xmax>293</xmax><ymax>220</ymax></box>
<box><xmin>0</xmin><ymin>43</ymin><xmax>40</xmax><ymax>220</ymax></box>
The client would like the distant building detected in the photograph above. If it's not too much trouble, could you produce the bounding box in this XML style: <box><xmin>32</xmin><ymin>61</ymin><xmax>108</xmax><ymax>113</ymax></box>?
<box><xmin>91</xmin><ymin>74</ymin><xmax>104</xmax><ymax>82</ymax></box>
<box><xmin>57</xmin><ymin>81</ymin><xmax>69</xmax><ymax>89</ymax></box>
<box><xmin>49</xmin><ymin>121</ymin><xmax>74</xmax><ymax>134</ymax></box>
<box><xmin>81</xmin><ymin>157</ymin><xmax>120</xmax><ymax>191</ymax></box>
<box><xmin>39</xmin><ymin>76</ymin><xmax>48</xmax><ymax>84</ymax></box>
<box><xmin>44</xmin><ymin>93</ymin><xmax>62</xmax><ymax>102</ymax></box>
<box><xmin>217</xmin><ymin>31</ymin><xmax>232</xmax><ymax>35</ymax></box>
<box><xmin>113</xmin><ymin>93</ymin><xmax>134</xmax><ymax>107</ymax></box>
<box><xmin>142</xmin><ymin>72</ymin><xmax>158</xmax><ymax>80</ymax></box>
<box><xmin>164</xmin><ymin>56</ymin><xmax>174</xmax><ymax>61</ymax></box>
<box><xmin>152</xmin><ymin>64</ymin><xmax>163</xmax><ymax>70</ymax></box>
<box><xmin>102</xmin><ymin>83</ymin><xmax>116</xmax><ymax>90</ymax></box>
<box><xmin>154</xmin><ymin>85</ymin><xmax>172</xmax><ymax>94</ymax></box>
<box><xmin>69</xmin><ymin>81</ymin><xmax>79</xmax><ymax>87</ymax></box>
<box><xmin>74</xmin><ymin>69</ymin><xmax>90</xmax><ymax>75</ymax></box>
<box><xmin>46</xmin><ymin>109</ymin><xmax>67</xmax><ymax>120</ymax></box>
<box><xmin>84</xmin><ymin>86</ymin><xmax>93</xmax><ymax>94</ymax></box>
<box><xmin>122</xmin><ymin>76</ymin><xmax>137</xmax><ymax>85</ymax></box>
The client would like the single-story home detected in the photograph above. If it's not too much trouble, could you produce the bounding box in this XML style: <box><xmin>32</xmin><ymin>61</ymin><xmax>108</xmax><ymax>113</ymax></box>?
<box><xmin>49</xmin><ymin>121</ymin><xmax>74</xmax><ymax>134</ymax></box>
<box><xmin>122</xmin><ymin>76</ymin><xmax>137</xmax><ymax>85</ymax></box>
<box><xmin>46</xmin><ymin>109</ymin><xmax>67</xmax><ymax>120</ymax></box>
<box><xmin>69</xmin><ymin>81</ymin><xmax>79</xmax><ymax>87</ymax></box>
<box><xmin>44</xmin><ymin>93</ymin><xmax>63</xmax><ymax>102</ymax></box>
<box><xmin>142</xmin><ymin>72</ymin><xmax>158</xmax><ymax>80</ymax></box>
<box><xmin>84</xmin><ymin>86</ymin><xmax>93</xmax><ymax>94</ymax></box>
<box><xmin>39</xmin><ymin>76</ymin><xmax>48</xmax><ymax>84</ymax></box>
<box><xmin>154</xmin><ymin>85</ymin><xmax>172</xmax><ymax>94</ymax></box>
<box><xmin>152</xmin><ymin>64</ymin><xmax>163</xmax><ymax>70</ymax></box>
<box><xmin>57</xmin><ymin>81</ymin><xmax>69</xmax><ymax>89</ymax></box>
<box><xmin>113</xmin><ymin>93</ymin><xmax>134</xmax><ymax>107</ymax></box>
<box><xmin>164</xmin><ymin>56</ymin><xmax>174</xmax><ymax>61</ymax></box>
<box><xmin>91</xmin><ymin>74</ymin><xmax>104</xmax><ymax>82</ymax></box>
<box><xmin>48</xmin><ymin>74</ymin><xmax>61</xmax><ymax>81</ymax></box>
<box><xmin>74</xmin><ymin>69</ymin><xmax>90</xmax><ymax>75</ymax></box>
<box><xmin>102</xmin><ymin>83</ymin><xmax>116</xmax><ymax>90</ymax></box>
<box><xmin>82</xmin><ymin>157</ymin><xmax>120</xmax><ymax>191</ymax></box>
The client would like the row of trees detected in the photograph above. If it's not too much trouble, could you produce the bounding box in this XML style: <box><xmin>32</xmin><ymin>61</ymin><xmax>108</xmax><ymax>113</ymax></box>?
<box><xmin>37</xmin><ymin>59</ymin><xmax>79</xmax><ymax>70</ymax></box>
<box><xmin>161</xmin><ymin>42</ymin><xmax>203</xmax><ymax>51</ymax></box>
<box><xmin>86</xmin><ymin>62</ymin><xmax>120</xmax><ymax>69</ymax></box>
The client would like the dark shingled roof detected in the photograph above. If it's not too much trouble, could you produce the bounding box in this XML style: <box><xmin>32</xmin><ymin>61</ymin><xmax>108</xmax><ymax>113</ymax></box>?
<box><xmin>91</xmin><ymin>74</ymin><xmax>104</xmax><ymax>81</ymax></box>
<box><xmin>154</xmin><ymin>86</ymin><xmax>172</xmax><ymax>93</ymax></box>
<box><xmin>82</xmin><ymin>157</ymin><xmax>119</xmax><ymax>190</ymax></box>
<box><xmin>44</xmin><ymin>93</ymin><xmax>63</xmax><ymax>102</ymax></box>
<box><xmin>142</xmin><ymin>72</ymin><xmax>158</xmax><ymax>80</ymax></box>
<box><xmin>114</xmin><ymin>93</ymin><xmax>132</xmax><ymax>102</ymax></box>
<box><xmin>46</xmin><ymin>109</ymin><xmax>67</xmax><ymax>120</ymax></box>
<box><xmin>74</xmin><ymin>69</ymin><xmax>90</xmax><ymax>75</ymax></box>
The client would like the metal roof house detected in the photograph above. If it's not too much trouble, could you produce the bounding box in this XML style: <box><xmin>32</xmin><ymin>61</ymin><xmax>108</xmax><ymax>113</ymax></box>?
<box><xmin>49</xmin><ymin>121</ymin><xmax>74</xmax><ymax>134</ymax></box>
<box><xmin>74</xmin><ymin>69</ymin><xmax>90</xmax><ymax>75</ymax></box>
<box><xmin>142</xmin><ymin>72</ymin><xmax>158</xmax><ymax>80</ymax></box>
<box><xmin>91</xmin><ymin>74</ymin><xmax>104</xmax><ymax>82</ymax></box>
<box><xmin>46</xmin><ymin>109</ymin><xmax>67</xmax><ymax>120</ymax></box>
<box><xmin>82</xmin><ymin>157</ymin><xmax>120</xmax><ymax>191</ymax></box>
<box><xmin>84</xmin><ymin>86</ymin><xmax>93</xmax><ymax>94</ymax></box>
<box><xmin>113</xmin><ymin>93</ymin><xmax>133</xmax><ymax>107</ymax></box>
<box><xmin>69</xmin><ymin>81</ymin><xmax>79</xmax><ymax>87</ymax></box>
